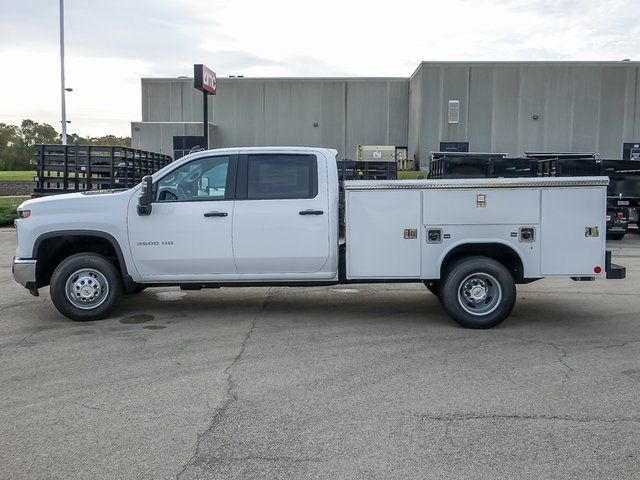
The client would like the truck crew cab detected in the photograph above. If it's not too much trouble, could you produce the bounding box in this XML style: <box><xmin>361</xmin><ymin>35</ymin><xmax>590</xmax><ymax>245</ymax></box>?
<box><xmin>12</xmin><ymin>147</ymin><xmax>625</xmax><ymax>329</ymax></box>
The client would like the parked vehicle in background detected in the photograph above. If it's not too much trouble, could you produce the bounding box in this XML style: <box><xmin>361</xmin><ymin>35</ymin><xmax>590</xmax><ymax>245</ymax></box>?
<box><xmin>13</xmin><ymin>147</ymin><xmax>625</xmax><ymax>329</ymax></box>
<box><xmin>602</xmin><ymin>160</ymin><xmax>640</xmax><ymax>233</ymax></box>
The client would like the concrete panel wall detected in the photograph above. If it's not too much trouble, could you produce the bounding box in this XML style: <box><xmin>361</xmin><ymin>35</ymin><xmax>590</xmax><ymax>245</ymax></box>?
<box><xmin>491</xmin><ymin>66</ymin><xmax>520</xmax><ymax>155</ymax></box>
<box><xmin>408</xmin><ymin>69</ymin><xmax>422</xmax><ymax>164</ymax></box>
<box><xmin>138</xmin><ymin>77</ymin><xmax>408</xmax><ymax>158</ymax></box>
<box><xmin>467</xmin><ymin>66</ymin><xmax>494</xmax><ymax>152</ymax></box>
<box><xmin>409</xmin><ymin>62</ymin><xmax>640</xmax><ymax>166</ymax></box>
<box><xmin>132</xmin><ymin>122</ymin><xmax>210</xmax><ymax>156</ymax></box>
<box><xmin>136</xmin><ymin>62</ymin><xmax>640</xmax><ymax>162</ymax></box>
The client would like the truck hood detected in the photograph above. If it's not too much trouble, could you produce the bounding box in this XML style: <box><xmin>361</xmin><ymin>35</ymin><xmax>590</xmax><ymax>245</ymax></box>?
<box><xmin>18</xmin><ymin>189</ymin><xmax>138</xmax><ymax>219</ymax></box>
<box><xmin>19</xmin><ymin>189</ymin><xmax>136</xmax><ymax>211</ymax></box>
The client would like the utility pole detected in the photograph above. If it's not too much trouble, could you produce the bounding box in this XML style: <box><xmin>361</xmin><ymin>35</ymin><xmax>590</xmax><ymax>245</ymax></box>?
<box><xmin>59</xmin><ymin>0</ymin><xmax>67</xmax><ymax>145</ymax></box>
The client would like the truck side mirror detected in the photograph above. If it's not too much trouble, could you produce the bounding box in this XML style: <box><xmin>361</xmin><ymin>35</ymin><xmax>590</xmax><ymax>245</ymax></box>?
<box><xmin>137</xmin><ymin>175</ymin><xmax>153</xmax><ymax>215</ymax></box>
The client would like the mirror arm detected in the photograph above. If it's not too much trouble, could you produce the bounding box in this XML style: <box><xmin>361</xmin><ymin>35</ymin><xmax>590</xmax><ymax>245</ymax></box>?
<box><xmin>137</xmin><ymin>204</ymin><xmax>152</xmax><ymax>215</ymax></box>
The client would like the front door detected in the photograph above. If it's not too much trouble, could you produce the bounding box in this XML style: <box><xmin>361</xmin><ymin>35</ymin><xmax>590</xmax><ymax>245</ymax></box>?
<box><xmin>128</xmin><ymin>154</ymin><xmax>237</xmax><ymax>281</ymax></box>
<box><xmin>232</xmin><ymin>152</ymin><xmax>330</xmax><ymax>275</ymax></box>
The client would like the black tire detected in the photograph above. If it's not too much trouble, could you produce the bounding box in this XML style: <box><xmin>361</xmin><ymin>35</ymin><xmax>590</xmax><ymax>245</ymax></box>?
<box><xmin>126</xmin><ymin>284</ymin><xmax>147</xmax><ymax>294</ymax></box>
<box><xmin>607</xmin><ymin>232</ymin><xmax>625</xmax><ymax>240</ymax></box>
<box><xmin>423</xmin><ymin>280</ymin><xmax>439</xmax><ymax>296</ymax></box>
<box><xmin>50</xmin><ymin>253</ymin><xmax>122</xmax><ymax>322</ymax></box>
<box><xmin>439</xmin><ymin>256</ymin><xmax>516</xmax><ymax>329</ymax></box>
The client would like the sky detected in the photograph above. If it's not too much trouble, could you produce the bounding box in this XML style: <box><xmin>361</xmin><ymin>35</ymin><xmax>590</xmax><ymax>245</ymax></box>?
<box><xmin>1</xmin><ymin>0</ymin><xmax>639</xmax><ymax>137</ymax></box>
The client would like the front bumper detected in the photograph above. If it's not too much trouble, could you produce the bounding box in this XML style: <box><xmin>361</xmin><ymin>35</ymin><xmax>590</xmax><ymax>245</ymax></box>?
<box><xmin>12</xmin><ymin>258</ymin><xmax>37</xmax><ymax>288</ymax></box>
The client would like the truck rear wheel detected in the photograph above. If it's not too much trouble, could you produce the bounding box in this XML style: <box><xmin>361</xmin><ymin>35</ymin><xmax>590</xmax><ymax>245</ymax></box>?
<box><xmin>50</xmin><ymin>253</ymin><xmax>122</xmax><ymax>322</ymax></box>
<box><xmin>439</xmin><ymin>256</ymin><xmax>516</xmax><ymax>329</ymax></box>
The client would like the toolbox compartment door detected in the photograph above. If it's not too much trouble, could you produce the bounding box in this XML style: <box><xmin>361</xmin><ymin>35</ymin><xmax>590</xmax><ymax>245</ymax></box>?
<box><xmin>423</xmin><ymin>188</ymin><xmax>540</xmax><ymax>225</ymax></box>
<box><xmin>540</xmin><ymin>188</ymin><xmax>606</xmax><ymax>275</ymax></box>
<box><xmin>346</xmin><ymin>190</ymin><xmax>421</xmax><ymax>279</ymax></box>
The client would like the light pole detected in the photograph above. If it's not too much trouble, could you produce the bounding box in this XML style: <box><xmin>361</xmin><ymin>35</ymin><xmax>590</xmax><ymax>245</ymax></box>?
<box><xmin>59</xmin><ymin>0</ymin><xmax>67</xmax><ymax>145</ymax></box>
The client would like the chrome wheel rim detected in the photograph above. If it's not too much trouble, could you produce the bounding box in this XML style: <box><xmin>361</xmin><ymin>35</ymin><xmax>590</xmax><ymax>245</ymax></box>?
<box><xmin>457</xmin><ymin>272</ymin><xmax>502</xmax><ymax>316</ymax></box>
<box><xmin>65</xmin><ymin>268</ymin><xmax>109</xmax><ymax>310</ymax></box>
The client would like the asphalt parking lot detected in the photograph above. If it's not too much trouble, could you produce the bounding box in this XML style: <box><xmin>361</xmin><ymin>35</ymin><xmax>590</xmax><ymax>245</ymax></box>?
<box><xmin>1</xmin><ymin>227</ymin><xmax>640</xmax><ymax>479</ymax></box>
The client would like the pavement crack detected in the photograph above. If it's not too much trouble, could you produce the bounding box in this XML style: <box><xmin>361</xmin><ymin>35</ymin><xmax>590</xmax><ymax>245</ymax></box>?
<box><xmin>70</xmin><ymin>401</ymin><xmax>109</xmax><ymax>412</ymax></box>
<box><xmin>591</xmin><ymin>339</ymin><xmax>640</xmax><ymax>350</ymax></box>
<box><xmin>175</xmin><ymin>288</ymin><xmax>272</xmax><ymax>480</ymax></box>
<box><xmin>0</xmin><ymin>300</ymin><xmax>36</xmax><ymax>314</ymax></box>
<box><xmin>212</xmin><ymin>455</ymin><xmax>321</xmax><ymax>464</ymax></box>
<box><xmin>410</xmin><ymin>412</ymin><xmax>640</xmax><ymax>424</ymax></box>
<box><xmin>500</xmin><ymin>333</ymin><xmax>574</xmax><ymax>379</ymax></box>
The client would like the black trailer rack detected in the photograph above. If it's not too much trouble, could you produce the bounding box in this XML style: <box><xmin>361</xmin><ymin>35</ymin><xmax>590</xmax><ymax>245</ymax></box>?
<box><xmin>428</xmin><ymin>152</ymin><xmax>537</xmax><ymax>179</ymax></box>
<box><xmin>32</xmin><ymin>144</ymin><xmax>173</xmax><ymax>195</ymax></box>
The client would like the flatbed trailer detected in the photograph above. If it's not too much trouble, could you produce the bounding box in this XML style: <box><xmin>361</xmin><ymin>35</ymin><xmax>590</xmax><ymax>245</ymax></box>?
<box><xmin>32</xmin><ymin>144</ymin><xmax>173</xmax><ymax>195</ymax></box>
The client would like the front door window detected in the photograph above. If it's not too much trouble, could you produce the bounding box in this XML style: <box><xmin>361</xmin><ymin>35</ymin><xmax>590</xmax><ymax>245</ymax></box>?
<box><xmin>156</xmin><ymin>156</ymin><xmax>230</xmax><ymax>202</ymax></box>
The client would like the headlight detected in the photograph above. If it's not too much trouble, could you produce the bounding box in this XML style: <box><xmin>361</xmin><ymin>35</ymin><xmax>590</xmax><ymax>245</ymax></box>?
<box><xmin>17</xmin><ymin>210</ymin><xmax>31</xmax><ymax>219</ymax></box>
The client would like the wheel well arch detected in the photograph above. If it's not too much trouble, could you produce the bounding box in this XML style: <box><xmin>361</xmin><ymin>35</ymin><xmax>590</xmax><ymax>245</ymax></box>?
<box><xmin>439</xmin><ymin>242</ymin><xmax>526</xmax><ymax>283</ymax></box>
<box><xmin>32</xmin><ymin>230</ymin><xmax>133</xmax><ymax>289</ymax></box>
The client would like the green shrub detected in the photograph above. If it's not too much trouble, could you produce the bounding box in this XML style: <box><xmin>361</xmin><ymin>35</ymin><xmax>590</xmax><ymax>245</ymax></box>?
<box><xmin>0</xmin><ymin>197</ymin><xmax>28</xmax><ymax>226</ymax></box>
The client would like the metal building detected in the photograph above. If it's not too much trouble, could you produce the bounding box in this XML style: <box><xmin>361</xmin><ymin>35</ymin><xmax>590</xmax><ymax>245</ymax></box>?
<box><xmin>132</xmin><ymin>61</ymin><xmax>640</xmax><ymax>165</ymax></box>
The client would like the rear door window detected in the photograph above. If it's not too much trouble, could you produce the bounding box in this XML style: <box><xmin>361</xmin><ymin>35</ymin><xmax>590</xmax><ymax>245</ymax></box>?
<box><xmin>246</xmin><ymin>154</ymin><xmax>317</xmax><ymax>200</ymax></box>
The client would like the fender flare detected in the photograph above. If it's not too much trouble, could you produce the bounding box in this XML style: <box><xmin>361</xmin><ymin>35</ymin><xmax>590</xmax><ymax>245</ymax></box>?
<box><xmin>437</xmin><ymin>239</ymin><xmax>526</xmax><ymax>279</ymax></box>
<box><xmin>32</xmin><ymin>229</ymin><xmax>136</xmax><ymax>290</ymax></box>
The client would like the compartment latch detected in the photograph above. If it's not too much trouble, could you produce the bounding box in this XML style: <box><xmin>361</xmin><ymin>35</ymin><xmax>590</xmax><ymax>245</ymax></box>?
<box><xmin>585</xmin><ymin>226</ymin><xmax>599</xmax><ymax>237</ymax></box>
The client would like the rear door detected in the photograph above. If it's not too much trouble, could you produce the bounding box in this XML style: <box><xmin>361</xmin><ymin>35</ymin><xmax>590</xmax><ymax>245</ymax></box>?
<box><xmin>232</xmin><ymin>152</ymin><xmax>330</xmax><ymax>275</ymax></box>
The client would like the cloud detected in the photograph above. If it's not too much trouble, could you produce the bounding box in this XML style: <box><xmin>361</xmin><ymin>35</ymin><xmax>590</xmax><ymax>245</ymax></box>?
<box><xmin>1</xmin><ymin>0</ymin><xmax>639</xmax><ymax>136</ymax></box>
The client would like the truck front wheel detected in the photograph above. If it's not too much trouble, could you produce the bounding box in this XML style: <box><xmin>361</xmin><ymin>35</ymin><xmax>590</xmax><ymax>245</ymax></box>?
<box><xmin>50</xmin><ymin>253</ymin><xmax>122</xmax><ymax>322</ymax></box>
<box><xmin>439</xmin><ymin>256</ymin><xmax>516</xmax><ymax>329</ymax></box>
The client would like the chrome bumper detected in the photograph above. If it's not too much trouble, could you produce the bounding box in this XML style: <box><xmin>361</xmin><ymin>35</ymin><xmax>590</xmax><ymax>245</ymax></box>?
<box><xmin>12</xmin><ymin>258</ymin><xmax>37</xmax><ymax>288</ymax></box>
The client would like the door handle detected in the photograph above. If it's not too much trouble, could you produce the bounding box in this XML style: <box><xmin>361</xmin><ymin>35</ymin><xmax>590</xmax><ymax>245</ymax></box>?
<box><xmin>299</xmin><ymin>209</ymin><xmax>324</xmax><ymax>215</ymax></box>
<box><xmin>204</xmin><ymin>211</ymin><xmax>228</xmax><ymax>217</ymax></box>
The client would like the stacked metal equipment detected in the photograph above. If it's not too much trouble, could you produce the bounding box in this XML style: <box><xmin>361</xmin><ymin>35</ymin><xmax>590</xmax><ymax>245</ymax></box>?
<box><xmin>32</xmin><ymin>145</ymin><xmax>173</xmax><ymax>195</ymax></box>
<box><xmin>356</xmin><ymin>145</ymin><xmax>412</xmax><ymax>171</ymax></box>
<box><xmin>336</xmin><ymin>158</ymin><xmax>398</xmax><ymax>233</ymax></box>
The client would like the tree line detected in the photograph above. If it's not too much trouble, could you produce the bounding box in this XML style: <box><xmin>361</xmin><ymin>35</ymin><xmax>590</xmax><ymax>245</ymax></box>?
<box><xmin>0</xmin><ymin>120</ymin><xmax>131</xmax><ymax>170</ymax></box>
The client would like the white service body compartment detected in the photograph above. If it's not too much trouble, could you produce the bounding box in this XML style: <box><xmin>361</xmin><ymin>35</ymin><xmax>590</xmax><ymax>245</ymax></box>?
<box><xmin>344</xmin><ymin>177</ymin><xmax>608</xmax><ymax>282</ymax></box>
<box><xmin>423</xmin><ymin>189</ymin><xmax>540</xmax><ymax>225</ymax></box>
<box><xmin>346</xmin><ymin>190</ymin><xmax>421</xmax><ymax>279</ymax></box>
<box><xmin>540</xmin><ymin>188</ymin><xmax>606</xmax><ymax>275</ymax></box>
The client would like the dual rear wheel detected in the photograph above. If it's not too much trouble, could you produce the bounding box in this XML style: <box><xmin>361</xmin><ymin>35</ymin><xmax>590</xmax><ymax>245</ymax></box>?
<box><xmin>426</xmin><ymin>256</ymin><xmax>517</xmax><ymax>329</ymax></box>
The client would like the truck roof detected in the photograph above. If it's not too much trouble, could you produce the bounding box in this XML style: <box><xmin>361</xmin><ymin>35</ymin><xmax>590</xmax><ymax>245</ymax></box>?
<box><xmin>191</xmin><ymin>146</ymin><xmax>338</xmax><ymax>156</ymax></box>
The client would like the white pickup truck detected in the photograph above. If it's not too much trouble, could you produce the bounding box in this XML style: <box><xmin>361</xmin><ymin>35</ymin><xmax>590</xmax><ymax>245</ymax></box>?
<box><xmin>12</xmin><ymin>147</ymin><xmax>625</xmax><ymax>328</ymax></box>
